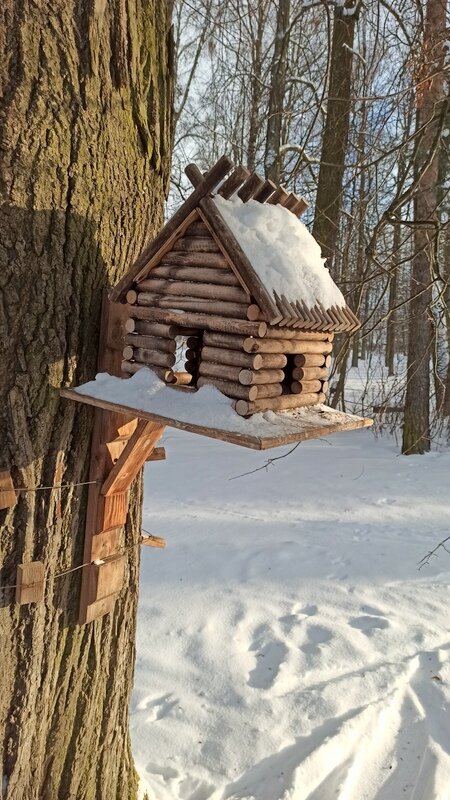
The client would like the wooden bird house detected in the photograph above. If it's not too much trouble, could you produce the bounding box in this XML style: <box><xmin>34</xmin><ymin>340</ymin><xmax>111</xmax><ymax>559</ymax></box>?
<box><xmin>61</xmin><ymin>155</ymin><xmax>372</xmax><ymax>623</ymax></box>
<box><xmin>110</xmin><ymin>156</ymin><xmax>360</xmax><ymax>416</ymax></box>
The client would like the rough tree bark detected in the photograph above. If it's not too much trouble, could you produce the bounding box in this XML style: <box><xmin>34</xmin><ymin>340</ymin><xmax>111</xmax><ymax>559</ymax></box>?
<box><xmin>402</xmin><ymin>0</ymin><xmax>446</xmax><ymax>454</ymax></box>
<box><xmin>0</xmin><ymin>2</ymin><xmax>172</xmax><ymax>798</ymax></box>
<box><xmin>312</xmin><ymin>0</ymin><xmax>361</xmax><ymax>277</ymax></box>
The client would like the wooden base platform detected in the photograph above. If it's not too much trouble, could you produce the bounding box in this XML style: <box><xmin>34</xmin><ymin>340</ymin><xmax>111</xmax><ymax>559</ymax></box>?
<box><xmin>61</xmin><ymin>381</ymin><xmax>372</xmax><ymax>451</ymax></box>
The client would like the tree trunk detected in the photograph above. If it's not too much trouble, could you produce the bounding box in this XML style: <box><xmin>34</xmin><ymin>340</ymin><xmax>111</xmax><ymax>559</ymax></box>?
<box><xmin>311</xmin><ymin>0</ymin><xmax>361</xmax><ymax>277</ymax></box>
<box><xmin>402</xmin><ymin>0</ymin><xmax>446</xmax><ymax>454</ymax></box>
<box><xmin>264</xmin><ymin>0</ymin><xmax>290</xmax><ymax>182</ymax></box>
<box><xmin>385</xmin><ymin>224</ymin><xmax>401</xmax><ymax>377</ymax></box>
<box><xmin>0</xmin><ymin>3</ymin><xmax>172</xmax><ymax>798</ymax></box>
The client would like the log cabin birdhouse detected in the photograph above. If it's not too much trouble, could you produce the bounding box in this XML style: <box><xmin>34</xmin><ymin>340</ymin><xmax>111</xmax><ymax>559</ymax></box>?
<box><xmin>61</xmin><ymin>155</ymin><xmax>371</xmax><ymax>624</ymax></box>
<box><xmin>110</xmin><ymin>156</ymin><xmax>360</xmax><ymax>417</ymax></box>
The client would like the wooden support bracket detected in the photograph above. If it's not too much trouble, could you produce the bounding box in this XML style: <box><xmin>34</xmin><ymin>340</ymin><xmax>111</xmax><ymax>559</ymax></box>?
<box><xmin>79</xmin><ymin>292</ymin><xmax>166</xmax><ymax>624</ymax></box>
<box><xmin>16</xmin><ymin>562</ymin><xmax>45</xmax><ymax>605</ymax></box>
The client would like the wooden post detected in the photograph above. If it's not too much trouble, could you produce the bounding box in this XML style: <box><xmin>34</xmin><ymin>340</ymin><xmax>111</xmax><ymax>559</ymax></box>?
<box><xmin>79</xmin><ymin>293</ymin><xmax>166</xmax><ymax>623</ymax></box>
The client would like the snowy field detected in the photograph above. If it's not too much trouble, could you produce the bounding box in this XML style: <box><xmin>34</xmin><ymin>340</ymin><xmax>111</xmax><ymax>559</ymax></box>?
<box><xmin>131</xmin><ymin>411</ymin><xmax>450</xmax><ymax>800</ymax></box>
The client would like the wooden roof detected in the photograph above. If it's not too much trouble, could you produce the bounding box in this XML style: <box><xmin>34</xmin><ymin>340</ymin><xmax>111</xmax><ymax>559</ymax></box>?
<box><xmin>111</xmin><ymin>156</ymin><xmax>360</xmax><ymax>333</ymax></box>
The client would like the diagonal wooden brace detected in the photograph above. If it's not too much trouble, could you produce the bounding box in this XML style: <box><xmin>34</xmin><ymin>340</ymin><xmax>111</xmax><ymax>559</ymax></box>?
<box><xmin>101</xmin><ymin>420</ymin><xmax>165</xmax><ymax>496</ymax></box>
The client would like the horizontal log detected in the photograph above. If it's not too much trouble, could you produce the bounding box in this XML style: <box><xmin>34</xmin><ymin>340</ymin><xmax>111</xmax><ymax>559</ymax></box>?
<box><xmin>254</xmin><ymin>383</ymin><xmax>283</xmax><ymax>399</ymax></box>
<box><xmin>290</xmin><ymin>379</ymin><xmax>323</xmax><ymax>394</ymax></box>
<box><xmin>121</xmin><ymin>361</ymin><xmax>175</xmax><ymax>382</ymax></box>
<box><xmin>172</xmin><ymin>371</ymin><xmax>193</xmax><ymax>385</ymax></box>
<box><xmin>265</xmin><ymin>327</ymin><xmax>334</xmax><ymax>341</ymax></box>
<box><xmin>257</xmin><ymin>353</ymin><xmax>288</xmax><ymax>369</ymax></box>
<box><xmin>198</xmin><ymin>361</ymin><xmax>242</xmax><ymax>382</ymax></box>
<box><xmin>184</xmin><ymin>221</ymin><xmax>209</xmax><ymax>237</ymax></box>
<box><xmin>123</xmin><ymin>345</ymin><xmax>134</xmax><ymax>360</ymax></box>
<box><xmin>137</xmin><ymin>279</ymin><xmax>249</xmax><ymax>304</ymax></box>
<box><xmin>124</xmin><ymin>333</ymin><xmax>176</xmax><ymax>353</ymax></box>
<box><xmin>147</xmin><ymin>265</ymin><xmax>240</xmax><ymax>286</ymax></box>
<box><xmin>132</xmin><ymin>347</ymin><xmax>176</xmax><ymax>368</ymax></box>
<box><xmin>159</xmin><ymin>251</ymin><xmax>229</xmax><ymax>268</ymax></box>
<box><xmin>294</xmin><ymin>353</ymin><xmax>332</xmax><ymax>368</ymax></box>
<box><xmin>126</xmin><ymin>319</ymin><xmax>200</xmax><ymax>338</ymax></box>
<box><xmin>197</xmin><ymin>376</ymin><xmax>258</xmax><ymax>401</ymax></box>
<box><xmin>291</xmin><ymin>366</ymin><xmax>329</xmax><ymax>381</ymax></box>
<box><xmin>321</xmin><ymin>380</ymin><xmax>329</xmax><ymax>394</ymax></box>
<box><xmin>127</xmin><ymin>306</ymin><xmax>267</xmax><ymax>337</ymax></box>
<box><xmin>135</xmin><ymin>292</ymin><xmax>260</xmax><ymax>321</ymax></box>
<box><xmin>201</xmin><ymin>345</ymin><xmax>263</xmax><ymax>370</ymax></box>
<box><xmin>235</xmin><ymin>392</ymin><xmax>326</xmax><ymax>416</ymax></box>
<box><xmin>239</xmin><ymin>368</ymin><xmax>285</xmax><ymax>385</ymax></box>
<box><xmin>203</xmin><ymin>331</ymin><xmax>249</xmax><ymax>350</ymax></box>
<box><xmin>126</xmin><ymin>290</ymin><xmax>138</xmax><ymax>304</ymax></box>
<box><xmin>243</xmin><ymin>338</ymin><xmax>333</xmax><ymax>355</ymax></box>
<box><xmin>172</xmin><ymin>236</ymin><xmax>219</xmax><ymax>253</ymax></box>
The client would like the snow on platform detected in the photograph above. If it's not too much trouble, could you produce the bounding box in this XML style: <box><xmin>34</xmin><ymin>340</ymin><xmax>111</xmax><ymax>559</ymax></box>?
<box><xmin>133</xmin><ymin>428</ymin><xmax>450</xmax><ymax>800</ymax></box>
<box><xmin>63</xmin><ymin>369</ymin><xmax>372</xmax><ymax>450</ymax></box>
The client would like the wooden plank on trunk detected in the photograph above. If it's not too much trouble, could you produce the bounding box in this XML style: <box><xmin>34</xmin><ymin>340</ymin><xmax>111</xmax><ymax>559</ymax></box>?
<box><xmin>0</xmin><ymin>469</ymin><xmax>17</xmax><ymax>510</ymax></box>
<box><xmin>15</xmin><ymin>562</ymin><xmax>45</xmax><ymax>605</ymax></box>
<box><xmin>111</xmin><ymin>154</ymin><xmax>233</xmax><ymax>301</ymax></box>
<box><xmin>88</xmin><ymin>555</ymin><xmax>125</xmax><ymax>603</ymax></box>
<box><xmin>91</xmin><ymin>528</ymin><xmax>122</xmax><ymax>561</ymax></box>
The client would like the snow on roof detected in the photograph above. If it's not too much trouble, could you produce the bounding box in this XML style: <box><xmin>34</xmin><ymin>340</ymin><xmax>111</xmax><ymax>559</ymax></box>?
<box><xmin>214</xmin><ymin>195</ymin><xmax>346</xmax><ymax>311</ymax></box>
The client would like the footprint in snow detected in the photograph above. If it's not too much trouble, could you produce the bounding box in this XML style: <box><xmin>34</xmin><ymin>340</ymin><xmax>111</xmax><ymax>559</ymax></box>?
<box><xmin>301</xmin><ymin>624</ymin><xmax>333</xmax><ymax>655</ymax></box>
<box><xmin>138</xmin><ymin>693</ymin><xmax>180</xmax><ymax>721</ymax></box>
<box><xmin>248</xmin><ymin>640</ymin><xmax>288</xmax><ymax>690</ymax></box>
<box><xmin>348</xmin><ymin>615</ymin><xmax>390</xmax><ymax>635</ymax></box>
<box><xmin>279</xmin><ymin>604</ymin><xmax>318</xmax><ymax>634</ymax></box>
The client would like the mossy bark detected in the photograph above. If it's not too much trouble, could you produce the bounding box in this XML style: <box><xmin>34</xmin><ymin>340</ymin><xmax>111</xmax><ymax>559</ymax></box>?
<box><xmin>0</xmin><ymin>2</ymin><xmax>172</xmax><ymax>798</ymax></box>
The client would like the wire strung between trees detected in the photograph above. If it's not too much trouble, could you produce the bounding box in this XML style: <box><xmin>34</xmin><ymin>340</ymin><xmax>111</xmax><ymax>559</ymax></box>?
<box><xmin>1</xmin><ymin>477</ymin><xmax>165</xmax><ymax>593</ymax></box>
<box><xmin>0</xmin><ymin>532</ymin><xmax>164</xmax><ymax>592</ymax></box>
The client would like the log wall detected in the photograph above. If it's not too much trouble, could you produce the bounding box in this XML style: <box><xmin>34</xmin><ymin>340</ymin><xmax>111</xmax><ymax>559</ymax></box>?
<box><xmin>120</xmin><ymin>227</ymin><xmax>333</xmax><ymax>414</ymax></box>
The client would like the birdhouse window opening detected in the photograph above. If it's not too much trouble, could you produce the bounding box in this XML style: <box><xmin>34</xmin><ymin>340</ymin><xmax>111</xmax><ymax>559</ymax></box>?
<box><xmin>282</xmin><ymin>355</ymin><xmax>296</xmax><ymax>393</ymax></box>
<box><xmin>175</xmin><ymin>329</ymin><xmax>203</xmax><ymax>388</ymax></box>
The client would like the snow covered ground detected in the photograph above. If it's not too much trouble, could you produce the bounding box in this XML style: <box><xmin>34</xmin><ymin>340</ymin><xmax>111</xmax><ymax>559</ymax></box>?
<box><xmin>131</xmin><ymin>419</ymin><xmax>450</xmax><ymax>800</ymax></box>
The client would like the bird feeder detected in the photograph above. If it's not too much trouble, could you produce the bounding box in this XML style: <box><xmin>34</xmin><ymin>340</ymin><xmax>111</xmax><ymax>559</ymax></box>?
<box><xmin>61</xmin><ymin>155</ymin><xmax>372</xmax><ymax>623</ymax></box>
